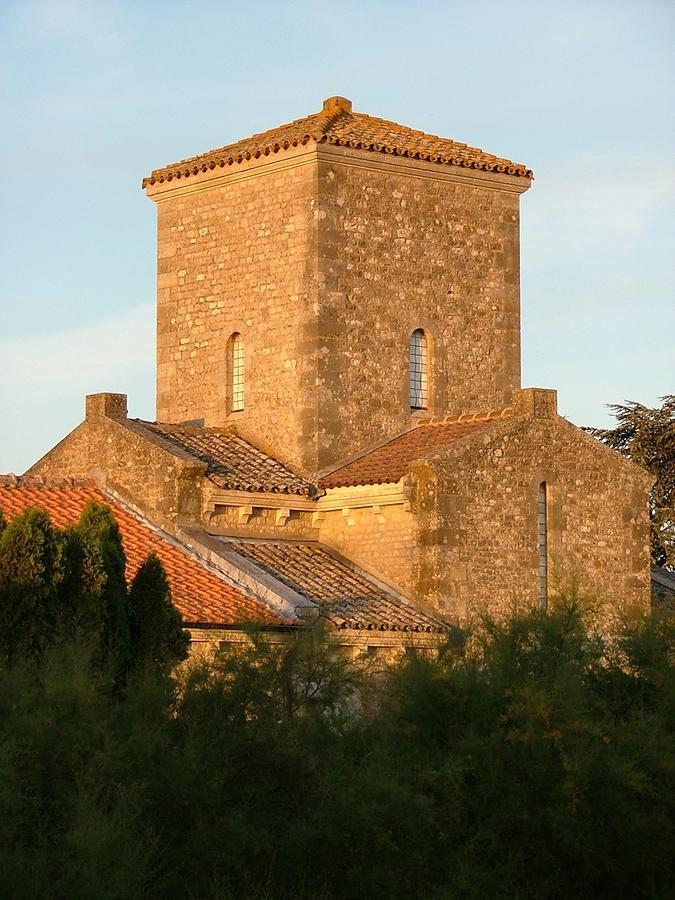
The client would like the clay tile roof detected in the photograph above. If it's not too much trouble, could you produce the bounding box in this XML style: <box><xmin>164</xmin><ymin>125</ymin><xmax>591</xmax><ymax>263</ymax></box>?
<box><xmin>142</xmin><ymin>96</ymin><xmax>532</xmax><ymax>188</ymax></box>
<box><xmin>134</xmin><ymin>420</ymin><xmax>318</xmax><ymax>497</ymax></box>
<box><xmin>320</xmin><ymin>410</ymin><xmax>513</xmax><ymax>489</ymax></box>
<box><xmin>652</xmin><ymin>565</ymin><xmax>675</xmax><ymax>605</ymax></box>
<box><xmin>0</xmin><ymin>476</ymin><xmax>288</xmax><ymax>628</ymax></box>
<box><xmin>225</xmin><ymin>540</ymin><xmax>445</xmax><ymax>633</ymax></box>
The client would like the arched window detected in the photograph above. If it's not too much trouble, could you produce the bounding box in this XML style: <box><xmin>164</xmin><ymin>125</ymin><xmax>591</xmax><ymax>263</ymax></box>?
<box><xmin>229</xmin><ymin>332</ymin><xmax>244</xmax><ymax>412</ymax></box>
<box><xmin>409</xmin><ymin>329</ymin><xmax>429</xmax><ymax>410</ymax></box>
<box><xmin>537</xmin><ymin>482</ymin><xmax>548</xmax><ymax>609</ymax></box>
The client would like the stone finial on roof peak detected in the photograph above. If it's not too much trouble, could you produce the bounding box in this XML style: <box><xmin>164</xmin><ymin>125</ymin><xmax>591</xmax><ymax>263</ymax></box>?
<box><xmin>322</xmin><ymin>96</ymin><xmax>352</xmax><ymax>114</ymax></box>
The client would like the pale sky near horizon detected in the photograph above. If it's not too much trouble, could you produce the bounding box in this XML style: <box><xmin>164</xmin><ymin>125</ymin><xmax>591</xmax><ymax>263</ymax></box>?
<box><xmin>1</xmin><ymin>0</ymin><xmax>673</xmax><ymax>474</ymax></box>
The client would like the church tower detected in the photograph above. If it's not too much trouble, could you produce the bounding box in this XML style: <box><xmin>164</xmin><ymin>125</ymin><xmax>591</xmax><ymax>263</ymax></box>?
<box><xmin>144</xmin><ymin>96</ymin><xmax>532</xmax><ymax>477</ymax></box>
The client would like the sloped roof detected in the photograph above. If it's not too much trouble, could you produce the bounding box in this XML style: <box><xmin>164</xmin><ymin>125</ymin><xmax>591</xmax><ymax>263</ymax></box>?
<box><xmin>320</xmin><ymin>410</ymin><xmax>513</xmax><ymax>489</ymax></box>
<box><xmin>133</xmin><ymin>420</ymin><xmax>317</xmax><ymax>497</ymax></box>
<box><xmin>651</xmin><ymin>565</ymin><xmax>675</xmax><ymax>604</ymax></box>
<box><xmin>0</xmin><ymin>476</ymin><xmax>287</xmax><ymax>627</ymax></box>
<box><xmin>142</xmin><ymin>96</ymin><xmax>532</xmax><ymax>187</ymax></box>
<box><xmin>224</xmin><ymin>539</ymin><xmax>445</xmax><ymax>633</ymax></box>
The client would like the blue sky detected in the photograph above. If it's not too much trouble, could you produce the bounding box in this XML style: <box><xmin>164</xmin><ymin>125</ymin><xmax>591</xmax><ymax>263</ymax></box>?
<box><xmin>1</xmin><ymin>0</ymin><xmax>673</xmax><ymax>473</ymax></box>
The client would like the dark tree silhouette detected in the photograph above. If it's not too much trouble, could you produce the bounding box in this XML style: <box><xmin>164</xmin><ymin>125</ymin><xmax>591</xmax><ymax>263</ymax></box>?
<box><xmin>588</xmin><ymin>396</ymin><xmax>675</xmax><ymax>569</ymax></box>
<box><xmin>128</xmin><ymin>553</ymin><xmax>189</xmax><ymax>672</ymax></box>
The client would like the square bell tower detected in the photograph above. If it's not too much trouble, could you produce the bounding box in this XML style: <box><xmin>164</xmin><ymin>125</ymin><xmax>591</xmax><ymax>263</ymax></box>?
<box><xmin>144</xmin><ymin>96</ymin><xmax>532</xmax><ymax>476</ymax></box>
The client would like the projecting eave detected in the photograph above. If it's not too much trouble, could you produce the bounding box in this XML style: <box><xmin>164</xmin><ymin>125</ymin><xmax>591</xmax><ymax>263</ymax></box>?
<box><xmin>143</xmin><ymin>95</ymin><xmax>532</xmax><ymax>201</ymax></box>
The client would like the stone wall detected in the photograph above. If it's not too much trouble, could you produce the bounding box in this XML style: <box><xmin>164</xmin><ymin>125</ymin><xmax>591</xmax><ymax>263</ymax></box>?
<box><xmin>318</xmin><ymin>501</ymin><xmax>417</xmax><ymax>596</ymax></box>
<box><xmin>314</xmin><ymin>148</ymin><xmax>524</xmax><ymax>469</ymax></box>
<box><xmin>411</xmin><ymin>404</ymin><xmax>653</xmax><ymax>622</ymax></box>
<box><xmin>147</xmin><ymin>145</ymin><xmax>528</xmax><ymax>476</ymax></box>
<box><xmin>28</xmin><ymin>394</ymin><xmax>205</xmax><ymax>525</ymax></box>
<box><xmin>151</xmin><ymin>150</ymin><xmax>320</xmax><ymax>475</ymax></box>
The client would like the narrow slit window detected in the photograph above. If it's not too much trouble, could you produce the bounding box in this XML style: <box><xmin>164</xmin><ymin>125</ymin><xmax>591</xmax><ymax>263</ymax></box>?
<box><xmin>230</xmin><ymin>333</ymin><xmax>244</xmax><ymax>412</ymax></box>
<box><xmin>409</xmin><ymin>329</ymin><xmax>429</xmax><ymax>410</ymax></box>
<box><xmin>537</xmin><ymin>482</ymin><xmax>548</xmax><ymax>609</ymax></box>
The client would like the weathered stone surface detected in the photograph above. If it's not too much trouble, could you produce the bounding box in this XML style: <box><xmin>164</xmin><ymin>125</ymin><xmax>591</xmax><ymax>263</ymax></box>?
<box><xmin>153</xmin><ymin>151</ymin><xmax>320</xmax><ymax>475</ymax></box>
<box><xmin>315</xmin><ymin>149</ymin><xmax>523</xmax><ymax>469</ymax></box>
<box><xmin>22</xmin><ymin>100</ymin><xmax>654</xmax><ymax>635</ymax></box>
<box><xmin>148</xmin><ymin>140</ymin><xmax>527</xmax><ymax>477</ymax></box>
<box><xmin>409</xmin><ymin>411</ymin><xmax>653</xmax><ymax>621</ymax></box>
<box><xmin>28</xmin><ymin>395</ymin><xmax>206</xmax><ymax>526</ymax></box>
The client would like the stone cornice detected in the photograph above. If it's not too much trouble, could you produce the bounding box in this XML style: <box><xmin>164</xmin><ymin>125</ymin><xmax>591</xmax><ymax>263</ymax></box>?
<box><xmin>145</xmin><ymin>139</ymin><xmax>530</xmax><ymax>204</ymax></box>
<box><xmin>318</xmin><ymin>482</ymin><xmax>408</xmax><ymax>512</ymax></box>
<box><xmin>144</xmin><ymin>144</ymin><xmax>318</xmax><ymax>202</ymax></box>
<box><xmin>316</xmin><ymin>143</ymin><xmax>531</xmax><ymax>195</ymax></box>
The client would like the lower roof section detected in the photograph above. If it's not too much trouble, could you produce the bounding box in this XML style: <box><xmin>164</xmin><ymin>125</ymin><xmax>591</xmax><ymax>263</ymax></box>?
<box><xmin>0</xmin><ymin>476</ymin><xmax>289</xmax><ymax>628</ymax></box>
<box><xmin>319</xmin><ymin>409</ymin><xmax>513</xmax><ymax>489</ymax></box>
<box><xmin>132</xmin><ymin>419</ymin><xmax>317</xmax><ymax>496</ymax></box>
<box><xmin>217</xmin><ymin>538</ymin><xmax>445</xmax><ymax>633</ymax></box>
<box><xmin>0</xmin><ymin>476</ymin><xmax>443</xmax><ymax>637</ymax></box>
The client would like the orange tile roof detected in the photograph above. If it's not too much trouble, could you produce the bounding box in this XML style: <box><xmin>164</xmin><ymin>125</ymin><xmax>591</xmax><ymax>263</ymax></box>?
<box><xmin>133</xmin><ymin>420</ymin><xmax>317</xmax><ymax>496</ymax></box>
<box><xmin>226</xmin><ymin>540</ymin><xmax>445</xmax><ymax>633</ymax></box>
<box><xmin>0</xmin><ymin>476</ymin><xmax>287</xmax><ymax>628</ymax></box>
<box><xmin>320</xmin><ymin>410</ymin><xmax>513</xmax><ymax>489</ymax></box>
<box><xmin>142</xmin><ymin>96</ymin><xmax>532</xmax><ymax>188</ymax></box>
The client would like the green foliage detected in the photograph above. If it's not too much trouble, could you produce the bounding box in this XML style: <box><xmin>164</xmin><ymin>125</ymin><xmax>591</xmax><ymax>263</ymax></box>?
<box><xmin>0</xmin><ymin>601</ymin><xmax>672</xmax><ymax>899</ymax></box>
<box><xmin>589</xmin><ymin>396</ymin><xmax>675</xmax><ymax>569</ymax></box>
<box><xmin>0</xmin><ymin>503</ymin><xmax>186</xmax><ymax>679</ymax></box>
<box><xmin>74</xmin><ymin>502</ymin><xmax>130</xmax><ymax>672</ymax></box>
<box><xmin>0</xmin><ymin>508</ymin><xmax>65</xmax><ymax>661</ymax></box>
<box><xmin>128</xmin><ymin>553</ymin><xmax>189</xmax><ymax>672</ymax></box>
<box><xmin>59</xmin><ymin>527</ymin><xmax>107</xmax><ymax>641</ymax></box>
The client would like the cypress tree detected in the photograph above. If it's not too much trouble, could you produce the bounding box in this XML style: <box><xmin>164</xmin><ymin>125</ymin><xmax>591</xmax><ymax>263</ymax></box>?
<box><xmin>128</xmin><ymin>553</ymin><xmax>189</xmax><ymax>672</ymax></box>
<box><xmin>0</xmin><ymin>508</ymin><xmax>64</xmax><ymax>662</ymax></box>
<box><xmin>59</xmin><ymin>526</ymin><xmax>108</xmax><ymax>643</ymax></box>
<box><xmin>74</xmin><ymin>502</ymin><xmax>130</xmax><ymax>672</ymax></box>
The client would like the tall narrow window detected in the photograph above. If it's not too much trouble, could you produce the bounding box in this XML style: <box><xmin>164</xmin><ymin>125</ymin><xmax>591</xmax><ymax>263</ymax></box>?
<box><xmin>537</xmin><ymin>482</ymin><xmax>548</xmax><ymax>609</ymax></box>
<box><xmin>230</xmin><ymin>332</ymin><xmax>244</xmax><ymax>412</ymax></box>
<box><xmin>409</xmin><ymin>329</ymin><xmax>429</xmax><ymax>410</ymax></box>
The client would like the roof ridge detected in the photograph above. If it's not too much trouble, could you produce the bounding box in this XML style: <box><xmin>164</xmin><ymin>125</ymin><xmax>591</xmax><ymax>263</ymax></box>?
<box><xmin>415</xmin><ymin>407</ymin><xmax>513</xmax><ymax>427</ymax></box>
<box><xmin>142</xmin><ymin>97</ymin><xmax>533</xmax><ymax>188</ymax></box>
<box><xmin>99</xmin><ymin>485</ymin><xmax>289</xmax><ymax>612</ymax></box>
<box><xmin>0</xmin><ymin>474</ymin><xmax>99</xmax><ymax>490</ymax></box>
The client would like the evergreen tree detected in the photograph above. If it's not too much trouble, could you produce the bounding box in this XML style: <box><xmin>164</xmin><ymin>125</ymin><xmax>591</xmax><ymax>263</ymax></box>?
<box><xmin>58</xmin><ymin>526</ymin><xmax>108</xmax><ymax>642</ymax></box>
<box><xmin>75</xmin><ymin>502</ymin><xmax>130</xmax><ymax>671</ymax></box>
<box><xmin>128</xmin><ymin>553</ymin><xmax>188</xmax><ymax>672</ymax></box>
<box><xmin>589</xmin><ymin>395</ymin><xmax>675</xmax><ymax>569</ymax></box>
<box><xmin>0</xmin><ymin>508</ymin><xmax>64</xmax><ymax>661</ymax></box>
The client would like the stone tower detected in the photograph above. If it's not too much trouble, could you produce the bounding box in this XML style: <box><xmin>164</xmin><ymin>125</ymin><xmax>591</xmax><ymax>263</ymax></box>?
<box><xmin>144</xmin><ymin>96</ymin><xmax>532</xmax><ymax>476</ymax></box>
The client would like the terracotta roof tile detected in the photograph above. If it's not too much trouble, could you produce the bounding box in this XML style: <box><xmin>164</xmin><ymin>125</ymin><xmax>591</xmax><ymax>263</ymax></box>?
<box><xmin>226</xmin><ymin>539</ymin><xmax>445</xmax><ymax>633</ymax></box>
<box><xmin>320</xmin><ymin>409</ymin><xmax>513</xmax><ymax>488</ymax></box>
<box><xmin>652</xmin><ymin>565</ymin><xmax>675</xmax><ymax>603</ymax></box>
<box><xmin>0</xmin><ymin>476</ymin><xmax>287</xmax><ymax>627</ymax></box>
<box><xmin>143</xmin><ymin>96</ymin><xmax>532</xmax><ymax>187</ymax></box>
<box><xmin>133</xmin><ymin>420</ymin><xmax>317</xmax><ymax>497</ymax></box>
